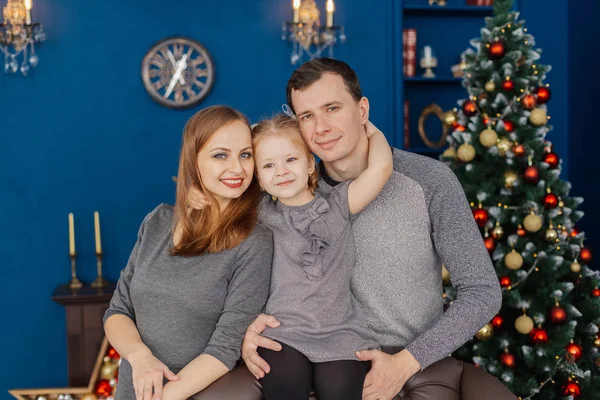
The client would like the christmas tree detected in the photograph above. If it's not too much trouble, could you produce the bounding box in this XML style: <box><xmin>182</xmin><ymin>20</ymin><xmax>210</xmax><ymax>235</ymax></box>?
<box><xmin>441</xmin><ymin>0</ymin><xmax>600</xmax><ymax>398</ymax></box>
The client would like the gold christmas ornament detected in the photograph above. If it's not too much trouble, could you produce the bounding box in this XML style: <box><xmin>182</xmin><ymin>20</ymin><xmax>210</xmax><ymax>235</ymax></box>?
<box><xmin>497</xmin><ymin>137</ymin><xmax>512</xmax><ymax>156</ymax></box>
<box><xmin>485</xmin><ymin>81</ymin><xmax>496</xmax><ymax>92</ymax></box>
<box><xmin>545</xmin><ymin>228</ymin><xmax>558</xmax><ymax>242</ymax></box>
<box><xmin>594</xmin><ymin>337</ymin><xmax>600</xmax><ymax>348</ymax></box>
<box><xmin>529</xmin><ymin>107</ymin><xmax>548</xmax><ymax>126</ymax></box>
<box><xmin>515</xmin><ymin>314</ymin><xmax>534</xmax><ymax>334</ymax></box>
<box><xmin>475</xmin><ymin>323</ymin><xmax>494</xmax><ymax>340</ymax></box>
<box><xmin>80</xmin><ymin>394</ymin><xmax>98</xmax><ymax>400</ymax></box>
<box><xmin>504</xmin><ymin>171</ymin><xmax>518</xmax><ymax>188</ymax></box>
<box><xmin>492</xmin><ymin>223</ymin><xmax>504</xmax><ymax>239</ymax></box>
<box><xmin>100</xmin><ymin>362</ymin><xmax>118</xmax><ymax>380</ymax></box>
<box><xmin>524</xmin><ymin>212</ymin><xmax>543</xmax><ymax>232</ymax></box>
<box><xmin>457</xmin><ymin>143</ymin><xmax>476</xmax><ymax>162</ymax></box>
<box><xmin>443</xmin><ymin>109</ymin><xmax>457</xmax><ymax>126</ymax></box>
<box><xmin>505</xmin><ymin>249</ymin><xmax>524</xmax><ymax>270</ymax></box>
<box><xmin>442</xmin><ymin>147</ymin><xmax>457</xmax><ymax>159</ymax></box>
<box><xmin>479</xmin><ymin>128</ymin><xmax>498</xmax><ymax>148</ymax></box>
<box><xmin>442</xmin><ymin>264</ymin><xmax>451</xmax><ymax>284</ymax></box>
<box><xmin>570</xmin><ymin>261</ymin><xmax>581</xmax><ymax>273</ymax></box>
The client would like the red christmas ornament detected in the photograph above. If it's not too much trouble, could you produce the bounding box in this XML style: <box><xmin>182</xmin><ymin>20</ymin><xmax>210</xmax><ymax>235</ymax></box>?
<box><xmin>534</xmin><ymin>86</ymin><xmax>552</xmax><ymax>104</ymax></box>
<box><xmin>517</xmin><ymin>227</ymin><xmax>526</xmax><ymax>237</ymax></box>
<box><xmin>500</xmin><ymin>276</ymin><xmax>511</xmax><ymax>287</ymax></box>
<box><xmin>499</xmin><ymin>352</ymin><xmax>515</xmax><ymax>368</ymax></box>
<box><xmin>488</xmin><ymin>40</ymin><xmax>506</xmax><ymax>59</ymax></box>
<box><xmin>456</xmin><ymin>125</ymin><xmax>466</xmax><ymax>132</ymax></box>
<box><xmin>482</xmin><ymin>116</ymin><xmax>490</xmax><ymax>125</ymax></box>
<box><xmin>570</xmin><ymin>228</ymin><xmax>579</xmax><ymax>237</ymax></box>
<box><xmin>462</xmin><ymin>100</ymin><xmax>478</xmax><ymax>117</ymax></box>
<box><xmin>579</xmin><ymin>247</ymin><xmax>592</xmax><ymax>263</ymax></box>
<box><xmin>521</xmin><ymin>94</ymin><xmax>537</xmax><ymax>110</ymax></box>
<box><xmin>107</xmin><ymin>347</ymin><xmax>120</xmax><ymax>359</ymax></box>
<box><xmin>543</xmin><ymin>193</ymin><xmax>559</xmax><ymax>209</ymax></box>
<box><xmin>473</xmin><ymin>208</ymin><xmax>489</xmax><ymax>227</ymax></box>
<box><xmin>593</xmin><ymin>288</ymin><xmax>600</xmax><ymax>297</ymax></box>
<box><xmin>523</xmin><ymin>166</ymin><xmax>539</xmax><ymax>184</ymax></box>
<box><xmin>530</xmin><ymin>327</ymin><xmax>549</xmax><ymax>343</ymax></box>
<box><xmin>566</xmin><ymin>342</ymin><xmax>583</xmax><ymax>361</ymax></box>
<box><xmin>512</xmin><ymin>144</ymin><xmax>526</xmax><ymax>157</ymax></box>
<box><xmin>491</xmin><ymin>315</ymin><xmax>504</xmax><ymax>329</ymax></box>
<box><xmin>484</xmin><ymin>237</ymin><xmax>496</xmax><ymax>254</ymax></box>
<box><xmin>503</xmin><ymin>120</ymin><xmax>514</xmax><ymax>132</ymax></box>
<box><xmin>502</xmin><ymin>80</ymin><xmax>514</xmax><ymax>92</ymax></box>
<box><xmin>95</xmin><ymin>379</ymin><xmax>112</xmax><ymax>397</ymax></box>
<box><xmin>563</xmin><ymin>382</ymin><xmax>581</xmax><ymax>397</ymax></box>
<box><xmin>543</xmin><ymin>152</ymin><xmax>560</xmax><ymax>168</ymax></box>
<box><xmin>550</xmin><ymin>306</ymin><xmax>567</xmax><ymax>324</ymax></box>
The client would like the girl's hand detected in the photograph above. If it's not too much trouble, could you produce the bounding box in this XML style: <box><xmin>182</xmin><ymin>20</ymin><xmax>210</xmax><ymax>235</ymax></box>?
<box><xmin>364</xmin><ymin>121</ymin><xmax>382</xmax><ymax>139</ymax></box>
<box><xmin>187</xmin><ymin>187</ymin><xmax>211</xmax><ymax>210</ymax></box>
<box><xmin>128</xmin><ymin>348</ymin><xmax>179</xmax><ymax>400</ymax></box>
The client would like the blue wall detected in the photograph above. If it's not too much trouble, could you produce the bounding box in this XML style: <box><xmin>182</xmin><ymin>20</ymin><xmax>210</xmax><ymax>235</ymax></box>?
<box><xmin>0</xmin><ymin>0</ymin><xmax>580</xmax><ymax>398</ymax></box>
<box><xmin>569</xmin><ymin>3</ymin><xmax>599</xmax><ymax>263</ymax></box>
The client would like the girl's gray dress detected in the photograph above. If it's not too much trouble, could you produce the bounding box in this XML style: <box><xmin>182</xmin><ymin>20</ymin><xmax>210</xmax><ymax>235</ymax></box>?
<box><xmin>261</xmin><ymin>182</ymin><xmax>379</xmax><ymax>362</ymax></box>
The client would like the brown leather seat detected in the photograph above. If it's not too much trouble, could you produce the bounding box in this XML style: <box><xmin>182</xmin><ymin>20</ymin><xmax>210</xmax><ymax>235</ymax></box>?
<box><xmin>192</xmin><ymin>356</ymin><xmax>516</xmax><ymax>400</ymax></box>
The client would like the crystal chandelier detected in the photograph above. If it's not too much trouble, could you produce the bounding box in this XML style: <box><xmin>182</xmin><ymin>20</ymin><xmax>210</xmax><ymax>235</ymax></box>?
<box><xmin>1</xmin><ymin>0</ymin><xmax>45</xmax><ymax>75</ymax></box>
<box><xmin>282</xmin><ymin>0</ymin><xmax>346</xmax><ymax>65</ymax></box>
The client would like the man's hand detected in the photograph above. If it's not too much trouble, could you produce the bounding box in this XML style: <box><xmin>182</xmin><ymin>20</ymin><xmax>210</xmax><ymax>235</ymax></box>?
<box><xmin>356</xmin><ymin>349</ymin><xmax>421</xmax><ymax>400</ymax></box>
<box><xmin>241</xmin><ymin>314</ymin><xmax>282</xmax><ymax>379</ymax></box>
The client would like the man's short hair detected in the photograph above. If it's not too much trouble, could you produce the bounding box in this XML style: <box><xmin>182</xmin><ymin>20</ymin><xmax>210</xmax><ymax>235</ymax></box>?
<box><xmin>286</xmin><ymin>58</ymin><xmax>362</xmax><ymax>114</ymax></box>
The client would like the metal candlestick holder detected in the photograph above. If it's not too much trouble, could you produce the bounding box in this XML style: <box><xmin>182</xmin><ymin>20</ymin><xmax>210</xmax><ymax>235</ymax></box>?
<box><xmin>91</xmin><ymin>252</ymin><xmax>109</xmax><ymax>288</ymax></box>
<box><xmin>69</xmin><ymin>253</ymin><xmax>82</xmax><ymax>290</ymax></box>
<box><xmin>420</xmin><ymin>56</ymin><xmax>438</xmax><ymax>78</ymax></box>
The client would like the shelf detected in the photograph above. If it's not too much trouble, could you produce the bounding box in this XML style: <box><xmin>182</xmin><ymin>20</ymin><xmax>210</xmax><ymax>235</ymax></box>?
<box><xmin>404</xmin><ymin>76</ymin><xmax>463</xmax><ymax>84</ymax></box>
<box><xmin>406</xmin><ymin>147</ymin><xmax>445</xmax><ymax>154</ymax></box>
<box><xmin>403</xmin><ymin>5</ymin><xmax>494</xmax><ymax>16</ymax></box>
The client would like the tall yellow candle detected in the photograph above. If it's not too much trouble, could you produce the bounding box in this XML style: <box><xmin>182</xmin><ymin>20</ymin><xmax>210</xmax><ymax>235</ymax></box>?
<box><xmin>68</xmin><ymin>213</ymin><xmax>75</xmax><ymax>256</ymax></box>
<box><xmin>293</xmin><ymin>0</ymin><xmax>301</xmax><ymax>23</ymax></box>
<box><xmin>24</xmin><ymin>0</ymin><xmax>32</xmax><ymax>25</ymax></box>
<box><xmin>326</xmin><ymin>0</ymin><xmax>335</xmax><ymax>27</ymax></box>
<box><xmin>94</xmin><ymin>211</ymin><xmax>102</xmax><ymax>254</ymax></box>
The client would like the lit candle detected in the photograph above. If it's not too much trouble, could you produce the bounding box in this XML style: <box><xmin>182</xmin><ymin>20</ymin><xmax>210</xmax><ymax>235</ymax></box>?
<box><xmin>68</xmin><ymin>213</ymin><xmax>75</xmax><ymax>256</ymax></box>
<box><xmin>326</xmin><ymin>0</ymin><xmax>335</xmax><ymax>27</ymax></box>
<box><xmin>293</xmin><ymin>0</ymin><xmax>301</xmax><ymax>23</ymax></box>
<box><xmin>423</xmin><ymin>45</ymin><xmax>432</xmax><ymax>63</ymax></box>
<box><xmin>24</xmin><ymin>0</ymin><xmax>32</xmax><ymax>25</ymax></box>
<box><xmin>94</xmin><ymin>211</ymin><xmax>102</xmax><ymax>254</ymax></box>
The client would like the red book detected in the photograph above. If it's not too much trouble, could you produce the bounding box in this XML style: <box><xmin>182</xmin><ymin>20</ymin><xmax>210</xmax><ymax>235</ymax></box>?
<box><xmin>403</xmin><ymin>29</ymin><xmax>416</xmax><ymax>77</ymax></box>
<box><xmin>404</xmin><ymin>100</ymin><xmax>410</xmax><ymax>149</ymax></box>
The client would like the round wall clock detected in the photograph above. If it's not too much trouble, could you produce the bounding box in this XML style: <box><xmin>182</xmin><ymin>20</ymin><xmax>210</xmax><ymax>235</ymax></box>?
<box><xmin>141</xmin><ymin>37</ymin><xmax>215</xmax><ymax>109</ymax></box>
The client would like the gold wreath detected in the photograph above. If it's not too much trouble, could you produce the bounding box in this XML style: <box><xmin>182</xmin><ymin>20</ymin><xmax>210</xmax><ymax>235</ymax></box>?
<box><xmin>418</xmin><ymin>103</ymin><xmax>449</xmax><ymax>149</ymax></box>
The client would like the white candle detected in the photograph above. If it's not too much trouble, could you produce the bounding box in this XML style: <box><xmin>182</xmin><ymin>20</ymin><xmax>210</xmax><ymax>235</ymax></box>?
<box><xmin>293</xmin><ymin>0</ymin><xmax>301</xmax><ymax>23</ymax></box>
<box><xmin>326</xmin><ymin>0</ymin><xmax>335</xmax><ymax>27</ymax></box>
<box><xmin>94</xmin><ymin>211</ymin><xmax>102</xmax><ymax>254</ymax></box>
<box><xmin>24</xmin><ymin>0</ymin><xmax>32</xmax><ymax>24</ymax></box>
<box><xmin>423</xmin><ymin>46</ymin><xmax>432</xmax><ymax>63</ymax></box>
<box><xmin>68</xmin><ymin>213</ymin><xmax>75</xmax><ymax>256</ymax></box>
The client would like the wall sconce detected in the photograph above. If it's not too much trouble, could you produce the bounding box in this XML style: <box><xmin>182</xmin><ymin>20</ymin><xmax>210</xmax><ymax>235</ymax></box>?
<box><xmin>282</xmin><ymin>0</ymin><xmax>346</xmax><ymax>65</ymax></box>
<box><xmin>1</xmin><ymin>0</ymin><xmax>45</xmax><ymax>75</ymax></box>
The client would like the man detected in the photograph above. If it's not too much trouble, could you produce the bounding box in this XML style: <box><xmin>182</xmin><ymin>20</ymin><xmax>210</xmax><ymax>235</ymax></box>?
<box><xmin>195</xmin><ymin>58</ymin><xmax>502</xmax><ymax>400</ymax></box>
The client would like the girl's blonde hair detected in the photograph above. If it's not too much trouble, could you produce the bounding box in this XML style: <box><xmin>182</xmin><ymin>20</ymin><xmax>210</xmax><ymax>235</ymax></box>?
<box><xmin>172</xmin><ymin>105</ymin><xmax>262</xmax><ymax>255</ymax></box>
<box><xmin>251</xmin><ymin>114</ymin><xmax>318</xmax><ymax>193</ymax></box>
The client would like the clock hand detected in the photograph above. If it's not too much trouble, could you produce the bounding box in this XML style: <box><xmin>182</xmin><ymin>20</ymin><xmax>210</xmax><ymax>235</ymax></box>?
<box><xmin>164</xmin><ymin>55</ymin><xmax>189</xmax><ymax>98</ymax></box>
<box><xmin>167</xmin><ymin>49</ymin><xmax>186</xmax><ymax>85</ymax></box>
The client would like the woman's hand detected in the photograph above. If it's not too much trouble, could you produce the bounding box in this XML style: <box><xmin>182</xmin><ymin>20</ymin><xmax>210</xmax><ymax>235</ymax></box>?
<box><xmin>128</xmin><ymin>348</ymin><xmax>179</xmax><ymax>400</ymax></box>
<box><xmin>187</xmin><ymin>187</ymin><xmax>211</xmax><ymax>210</ymax></box>
<box><xmin>364</xmin><ymin>120</ymin><xmax>382</xmax><ymax>139</ymax></box>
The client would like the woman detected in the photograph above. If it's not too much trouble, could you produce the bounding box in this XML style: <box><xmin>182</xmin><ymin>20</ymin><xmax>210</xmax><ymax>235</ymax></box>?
<box><xmin>103</xmin><ymin>105</ymin><xmax>274</xmax><ymax>400</ymax></box>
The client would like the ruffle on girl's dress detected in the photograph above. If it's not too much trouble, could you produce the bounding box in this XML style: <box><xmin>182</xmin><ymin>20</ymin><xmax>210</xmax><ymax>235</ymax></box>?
<box><xmin>289</xmin><ymin>197</ymin><xmax>331</xmax><ymax>280</ymax></box>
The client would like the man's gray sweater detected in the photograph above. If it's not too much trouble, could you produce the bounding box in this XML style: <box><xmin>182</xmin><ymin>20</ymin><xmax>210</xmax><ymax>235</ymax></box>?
<box><xmin>318</xmin><ymin>149</ymin><xmax>502</xmax><ymax>369</ymax></box>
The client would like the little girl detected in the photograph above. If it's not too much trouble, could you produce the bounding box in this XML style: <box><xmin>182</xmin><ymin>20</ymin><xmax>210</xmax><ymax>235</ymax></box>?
<box><xmin>190</xmin><ymin>114</ymin><xmax>392</xmax><ymax>400</ymax></box>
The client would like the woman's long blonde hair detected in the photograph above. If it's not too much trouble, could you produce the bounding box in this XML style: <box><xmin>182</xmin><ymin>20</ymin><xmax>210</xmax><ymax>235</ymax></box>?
<box><xmin>172</xmin><ymin>105</ymin><xmax>262</xmax><ymax>255</ymax></box>
<box><xmin>251</xmin><ymin>114</ymin><xmax>318</xmax><ymax>193</ymax></box>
